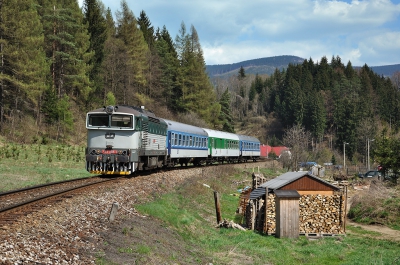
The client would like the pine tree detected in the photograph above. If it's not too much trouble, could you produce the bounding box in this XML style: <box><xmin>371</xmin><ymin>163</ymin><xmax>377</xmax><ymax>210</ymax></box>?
<box><xmin>83</xmin><ymin>0</ymin><xmax>107</xmax><ymax>103</ymax></box>
<box><xmin>101</xmin><ymin>8</ymin><xmax>126</xmax><ymax>105</ymax></box>
<box><xmin>174</xmin><ymin>22</ymin><xmax>217</xmax><ymax>124</ymax></box>
<box><xmin>39</xmin><ymin>0</ymin><xmax>92</xmax><ymax>101</ymax></box>
<box><xmin>155</xmin><ymin>26</ymin><xmax>182</xmax><ymax>111</ymax></box>
<box><xmin>137</xmin><ymin>10</ymin><xmax>155</xmax><ymax>48</ymax></box>
<box><xmin>238</xmin><ymin>66</ymin><xmax>246</xmax><ymax>80</ymax></box>
<box><xmin>116</xmin><ymin>0</ymin><xmax>149</xmax><ymax>99</ymax></box>
<box><xmin>219</xmin><ymin>88</ymin><xmax>234</xmax><ymax>132</ymax></box>
<box><xmin>0</xmin><ymin>0</ymin><xmax>48</xmax><ymax>130</ymax></box>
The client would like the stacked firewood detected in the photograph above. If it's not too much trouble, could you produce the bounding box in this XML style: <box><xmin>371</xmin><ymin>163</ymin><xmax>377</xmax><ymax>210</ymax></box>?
<box><xmin>245</xmin><ymin>194</ymin><xmax>345</xmax><ymax>234</ymax></box>
<box><xmin>264</xmin><ymin>193</ymin><xmax>276</xmax><ymax>234</ymax></box>
<box><xmin>299</xmin><ymin>194</ymin><xmax>345</xmax><ymax>234</ymax></box>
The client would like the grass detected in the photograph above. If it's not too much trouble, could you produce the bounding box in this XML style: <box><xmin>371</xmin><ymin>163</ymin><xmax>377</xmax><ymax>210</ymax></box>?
<box><xmin>134</xmin><ymin>166</ymin><xmax>400</xmax><ymax>265</ymax></box>
<box><xmin>0</xmin><ymin>142</ymin><xmax>91</xmax><ymax>192</ymax></box>
<box><xmin>1</xmin><ymin>141</ymin><xmax>399</xmax><ymax>264</ymax></box>
<box><xmin>348</xmin><ymin>181</ymin><xmax>400</xmax><ymax>229</ymax></box>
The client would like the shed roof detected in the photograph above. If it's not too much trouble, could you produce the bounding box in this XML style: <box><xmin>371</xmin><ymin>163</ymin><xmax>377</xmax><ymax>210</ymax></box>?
<box><xmin>249</xmin><ymin>171</ymin><xmax>339</xmax><ymax>200</ymax></box>
<box><xmin>274</xmin><ymin>190</ymin><xmax>300</xmax><ymax>198</ymax></box>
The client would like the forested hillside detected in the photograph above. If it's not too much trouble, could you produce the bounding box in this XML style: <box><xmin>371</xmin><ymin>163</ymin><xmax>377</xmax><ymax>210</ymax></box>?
<box><xmin>1</xmin><ymin>0</ymin><xmax>400</xmax><ymax>170</ymax></box>
<box><xmin>206</xmin><ymin>56</ymin><xmax>400</xmax><ymax>79</ymax></box>
<box><xmin>206</xmin><ymin>55</ymin><xmax>305</xmax><ymax>77</ymax></box>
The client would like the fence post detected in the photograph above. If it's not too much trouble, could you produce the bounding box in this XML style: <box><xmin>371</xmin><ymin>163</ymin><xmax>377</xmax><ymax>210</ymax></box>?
<box><xmin>214</xmin><ymin>191</ymin><xmax>222</xmax><ymax>224</ymax></box>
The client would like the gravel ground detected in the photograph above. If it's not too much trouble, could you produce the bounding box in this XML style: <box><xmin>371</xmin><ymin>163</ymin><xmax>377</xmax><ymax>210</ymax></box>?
<box><xmin>0</xmin><ymin>162</ymin><xmax>270</xmax><ymax>264</ymax></box>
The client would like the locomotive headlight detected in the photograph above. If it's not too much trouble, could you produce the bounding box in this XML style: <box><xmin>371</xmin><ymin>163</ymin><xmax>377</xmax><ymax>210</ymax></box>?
<box><xmin>105</xmin><ymin>105</ymin><xmax>114</xmax><ymax>114</ymax></box>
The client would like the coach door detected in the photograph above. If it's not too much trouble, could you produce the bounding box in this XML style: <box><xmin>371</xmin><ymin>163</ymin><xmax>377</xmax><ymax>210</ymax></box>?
<box><xmin>167</xmin><ymin>131</ymin><xmax>172</xmax><ymax>156</ymax></box>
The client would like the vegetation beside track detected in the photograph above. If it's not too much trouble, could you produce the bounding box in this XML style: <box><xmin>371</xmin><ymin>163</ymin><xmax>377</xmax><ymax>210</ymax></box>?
<box><xmin>102</xmin><ymin>166</ymin><xmax>400</xmax><ymax>265</ymax></box>
<box><xmin>1</xmin><ymin>140</ymin><xmax>399</xmax><ymax>264</ymax></box>
<box><xmin>0</xmin><ymin>141</ymin><xmax>90</xmax><ymax>192</ymax></box>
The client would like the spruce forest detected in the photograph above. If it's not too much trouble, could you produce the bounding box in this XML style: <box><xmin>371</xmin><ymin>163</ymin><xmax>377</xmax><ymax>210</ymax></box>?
<box><xmin>1</xmin><ymin>0</ymin><xmax>400</xmax><ymax>172</ymax></box>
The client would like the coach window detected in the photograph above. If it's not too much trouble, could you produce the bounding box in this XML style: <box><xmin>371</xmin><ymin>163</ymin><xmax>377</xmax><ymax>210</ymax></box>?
<box><xmin>178</xmin><ymin>134</ymin><xmax>182</xmax><ymax>146</ymax></box>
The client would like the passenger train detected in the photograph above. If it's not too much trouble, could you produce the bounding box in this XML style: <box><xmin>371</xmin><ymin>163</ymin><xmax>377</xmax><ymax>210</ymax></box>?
<box><xmin>85</xmin><ymin>105</ymin><xmax>260</xmax><ymax>175</ymax></box>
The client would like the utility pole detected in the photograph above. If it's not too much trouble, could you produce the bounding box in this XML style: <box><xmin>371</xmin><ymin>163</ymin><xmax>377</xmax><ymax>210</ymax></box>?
<box><xmin>343</xmin><ymin>142</ymin><xmax>349</xmax><ymax>170</ymax></box>
<box><xmin>367</xmin><ymin>138</ymin><xmax>374</xmax><ymax>170</ymax></box>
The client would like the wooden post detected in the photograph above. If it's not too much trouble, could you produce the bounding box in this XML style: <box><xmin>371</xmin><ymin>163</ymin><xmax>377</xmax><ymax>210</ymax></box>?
<box><xmin>214</xmin><ymin>191</ymin><xmax>222</xmax><ymax>224</ymax></box>
<box><xmin>256</xmin><ymin>198</ymin><xmax>263</xmax><ymax>232</ymax></box>
<box><xmin>109</xmin><ymin>202</ymin><xmax>119</xmax><ymax>222</ymax></box>
<box><xmin>264</xmin><ymin>186</ymin><xmax>268</xmax><ymax>234</ymax></box>
<box><xmin>251</xmin><ymin>200</ymin><xmax>256</xmax><ymax>231</ymax></box>
<box><xmin>344</xmin><ymin>186</ymin><xmax>348</xmax><ymax>233</ymax></box>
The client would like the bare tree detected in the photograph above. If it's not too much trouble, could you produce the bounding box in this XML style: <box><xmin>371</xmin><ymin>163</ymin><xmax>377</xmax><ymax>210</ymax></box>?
<box><xmin>283</xmin><ymin>124</ymin><xmax>311</xmax><ymax>171</ymax></box>
<box><xmin>391</xmin><ymin>71</ymin><xmax>400</xmax><ymax>91</ymax></box>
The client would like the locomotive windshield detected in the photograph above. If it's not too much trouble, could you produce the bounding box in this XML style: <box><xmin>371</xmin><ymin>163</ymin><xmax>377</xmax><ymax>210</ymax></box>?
<box><xmin>88</xmin><ymin>114</ymin><xmax>133</xmax><ymax>128</ymax></box>
<box><xmin>110</xmin><ymin>115</ymin><xmax>132</xmax><ymax>128</ymax></box>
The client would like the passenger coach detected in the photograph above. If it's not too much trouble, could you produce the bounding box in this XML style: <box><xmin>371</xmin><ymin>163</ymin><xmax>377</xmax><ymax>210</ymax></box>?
<box><xmin>203</xmin><ymin>128</ymin><xmax>240</xmax><ymax>163</ymax></box>
<box><xmin>163</xmin><ymin>119</ymin><xmax>208</xmax><ymax>167</ymax></box>
<box><xmin>238</xmin><ymin>135</ymin><xmax>260</xmax><ymax>161</ymax></box>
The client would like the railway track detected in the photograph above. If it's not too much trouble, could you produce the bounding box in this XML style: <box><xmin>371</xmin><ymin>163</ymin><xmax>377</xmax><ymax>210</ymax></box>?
<box><xmin>0</xmin><ymin>176</ymin><xmax>121</xmax><ymax>227</ymax></box>
<box><xmin>0</xmin><ymin>161</ymin><xmax>262</xmax><ymax>228</ymax></box>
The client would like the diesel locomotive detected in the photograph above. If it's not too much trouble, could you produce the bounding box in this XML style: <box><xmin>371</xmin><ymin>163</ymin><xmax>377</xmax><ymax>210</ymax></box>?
<box><xmin>85</xmin><ymin>105</ymin><xmax>260</xmax><ymax>175</ymax></box>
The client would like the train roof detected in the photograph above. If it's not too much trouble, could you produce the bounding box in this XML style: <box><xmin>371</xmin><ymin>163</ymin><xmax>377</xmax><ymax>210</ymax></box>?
<box><xmin>162</xmin><ymin>119</ymin><xmax>207</xmax><ymax>136</ymax></box>
<box><xmin>87</xmin><ymin>105</ymin><xmax>157</xmax><ymax>118</ymax></box>
<box><xmin>237</xmin><ymin>134</ymin><xmax>260</xmax><ymax>143</ymax></box>
<box><xmin>203</xmin><ymin>128</ymin><xmax>239</xmax><ymax>140</ymax></box>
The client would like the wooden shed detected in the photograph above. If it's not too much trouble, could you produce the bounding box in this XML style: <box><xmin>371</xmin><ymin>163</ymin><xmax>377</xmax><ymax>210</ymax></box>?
<box><xmin>246</xmin><ymin>171</ymin><xmax>345</xmax><ymax>236</ymax></box>
<box><xmin>275</xmin><ymin>190</ymin><xmax>301</xmax><ymax>238</ymax></box>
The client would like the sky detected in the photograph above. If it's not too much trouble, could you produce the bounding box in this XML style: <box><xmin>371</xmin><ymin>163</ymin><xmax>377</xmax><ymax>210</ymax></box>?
<box><xmin>78</xmin><ymin>0</ymin><xmax>400</xmax><ymax>67</ymax></box>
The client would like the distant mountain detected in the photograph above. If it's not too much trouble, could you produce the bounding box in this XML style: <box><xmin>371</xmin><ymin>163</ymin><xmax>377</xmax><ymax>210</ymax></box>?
<box><xmin>206</xmin><ymin>55</ymin><xmax>305</xmax><ymax>78</ymax></box>
<box><xmin>206</xmin><ymin>55</ymin><xmax>400</xmax><ymax>78</ymax></box>
<box><xmin>364</xmin><ymin>64</ymin><xmax>400</xmax><ymax>77</ymax></box>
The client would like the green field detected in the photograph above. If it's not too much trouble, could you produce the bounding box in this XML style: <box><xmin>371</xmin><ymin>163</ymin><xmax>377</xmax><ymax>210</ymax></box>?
<box><xmin>129</xmin><ymin>167</ymin><xmax>400</xmax><ymax>265</ymax></box>
<box><xmin>0</xmin><ymin>143</ymin><xmax>91</xmax><ymax>192</ymax></box>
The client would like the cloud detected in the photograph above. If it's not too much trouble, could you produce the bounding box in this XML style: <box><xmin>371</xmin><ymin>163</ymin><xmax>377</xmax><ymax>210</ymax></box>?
<box><xmin>95</xmin><ymin>0</ymin><xmax>400</xmax><ymax>66</ymax></box>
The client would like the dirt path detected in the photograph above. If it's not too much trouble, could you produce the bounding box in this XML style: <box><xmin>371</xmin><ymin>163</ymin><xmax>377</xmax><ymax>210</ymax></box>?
<box><xmin>346</xmin><ymin>220</ymin><xmax>400</xmax><ymax>241</ymax></box>
<box><xmin>345</xmin><ymin>187</ymin><xmax>400</xmax><ymax>242</ymax></box>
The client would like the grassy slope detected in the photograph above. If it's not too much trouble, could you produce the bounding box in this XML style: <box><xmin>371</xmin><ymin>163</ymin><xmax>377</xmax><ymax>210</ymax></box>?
<box><xmin>133</xmin><ymin>167</ymin><xmax>400</xmax><ymax>265</ymax></box>
<box><xmin>0</xmin><ymin>143</ymin><xmax>91</xmax><ymax>192</ymax></box>
<box><xmin>1</xmin><ymin>141</ymin><xmax>399</xmax><ymax>264</ymax></box>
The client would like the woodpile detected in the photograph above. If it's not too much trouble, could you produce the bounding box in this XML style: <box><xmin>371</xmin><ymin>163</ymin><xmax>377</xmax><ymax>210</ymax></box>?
<box><xmin>264</xmin><ymin>193</ymin><xmax>276</xmax><ymax>234</ymax></box>
<box><xmin>216</xmin><ymin>219</ymin><xmax>246</xmax><ymax>231</ymax></box>
<box><xmin>252</xmin><ymin>172</ymin><xmax>266</xmax><ymax>189</ymax></box>
<box><xmin>245</xmin><ymin>194</ymin><xmax>276</xmax><ymax>233</ymax></box>
<box><xmin>244</xmin><ymin>193</ymin><xmax>345</xmax><ymax>235</ymax></box>
<box><xmin>299</xmin><ymin>194</ymin><xmax>344</xmax><ymax>234</ymax></box>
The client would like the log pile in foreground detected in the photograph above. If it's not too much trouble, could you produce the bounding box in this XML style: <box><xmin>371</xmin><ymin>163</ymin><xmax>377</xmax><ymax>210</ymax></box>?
<box><xmin>299</xmin><ymin>194</ymin><xmax>345</xmax><ymax>234</ymax></box>
<box><xmin>245</xmin><ymin>193</ymin><xmax>345</xmax><ymax>235</ymax></box>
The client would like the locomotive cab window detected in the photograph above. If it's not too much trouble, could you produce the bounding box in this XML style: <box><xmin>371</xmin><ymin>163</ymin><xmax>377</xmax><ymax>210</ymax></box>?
<box><xmin>88</xmin><ymin>114</ymin><xmax>109</xmax><ymax>127</ymax></box>
<box><xmin>111</xmin><ymin>115</ymin><xmax>132</xmax><ymax>128</ymax></box>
